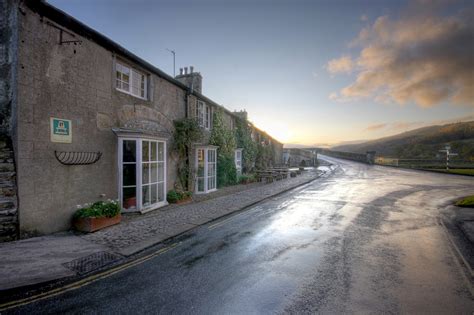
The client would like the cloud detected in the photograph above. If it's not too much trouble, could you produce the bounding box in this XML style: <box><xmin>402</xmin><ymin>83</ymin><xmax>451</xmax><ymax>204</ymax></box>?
<box><xmin>360</xmin><ymin>14</ymin><xmax>368</xmax><ymax>21</ymax></box>
<box><xmin>328</xmin><ymin>92</ymin><xmax>339</xmax><ymax>101</ymax></box>
<box><xmin>329</xmin><ymin>3</ymin><xmax>474</xmax><ymax>108</ymax></box>
<box><xmin>326</xmin><ymin>55</ymin><xmax>354</xmax><ymax>74</ymax></box>
<box><xmin>365</xmin><ymin>123</ymin><xmax>387</xmax><ymax>131</ymax></box>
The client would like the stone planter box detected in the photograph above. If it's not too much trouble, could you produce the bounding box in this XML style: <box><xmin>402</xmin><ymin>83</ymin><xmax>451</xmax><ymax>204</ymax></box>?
<box><xmin>73</xmin><ymin>214</ymin><xmax>121</xmax><ymax>233</ymax></box>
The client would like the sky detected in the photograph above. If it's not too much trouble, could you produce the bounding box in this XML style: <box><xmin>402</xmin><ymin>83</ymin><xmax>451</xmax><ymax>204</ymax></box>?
<box><xmin>49</xmin><ymin>0</ymin><xmax>474</xmax><ymax>146</ymax></box>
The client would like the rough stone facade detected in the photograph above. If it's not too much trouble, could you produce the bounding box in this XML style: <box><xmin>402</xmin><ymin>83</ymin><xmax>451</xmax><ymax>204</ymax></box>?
<box><xmin>8</xmin><ymin>0</ymin><xmax>284</xmax><ymax>238</ymax></box>
<box><xmin>0</xmin><ymin>0</ymin><xmax>19</xmax><ymax>241</ymax></box>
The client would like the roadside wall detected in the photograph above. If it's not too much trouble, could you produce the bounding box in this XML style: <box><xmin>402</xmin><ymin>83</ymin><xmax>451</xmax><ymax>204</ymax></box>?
<box><xmin>320</xmin><ymin>149</ymin><xmax>375</xmax><ymax>164</ymax></box>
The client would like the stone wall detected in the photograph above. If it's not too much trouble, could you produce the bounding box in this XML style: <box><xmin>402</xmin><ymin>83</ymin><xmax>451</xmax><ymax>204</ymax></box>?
<box><xmin>320</xmin><ymin>149</ymin><xmax>375</xmax><ymax>165</ymax></box>
<box><xmin>0</xmin><ymin>0</ymin><xmax>19</xmax><ymax>241</ymax></box>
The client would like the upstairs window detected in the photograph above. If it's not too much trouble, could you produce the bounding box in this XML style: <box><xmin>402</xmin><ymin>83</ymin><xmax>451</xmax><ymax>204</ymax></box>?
<box><xmin>196</xmin><ymin>101</ymin><xmax>211</xmax><ymax>130</ymax></box>
<box><xmin>116</xmin><ymin>61</ymin><xmax>147</xmax><ymax>99</ymax></box>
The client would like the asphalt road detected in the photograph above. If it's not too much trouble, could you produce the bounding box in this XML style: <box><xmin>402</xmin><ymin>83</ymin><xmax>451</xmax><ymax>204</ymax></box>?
<box><xmin>9</xmin><ymin>157</ymin><xmax>474</xmax><ymax>314</ymax></box>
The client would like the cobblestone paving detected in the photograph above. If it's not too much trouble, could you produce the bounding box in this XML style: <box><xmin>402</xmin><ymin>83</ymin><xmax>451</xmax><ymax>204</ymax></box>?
<box><xmin>81</xmin><ymin>170</ymin><xmax>321</xmax><ymax>255</ymax></box>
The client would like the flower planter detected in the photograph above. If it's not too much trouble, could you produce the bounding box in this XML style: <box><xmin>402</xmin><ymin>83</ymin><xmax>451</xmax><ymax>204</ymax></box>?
<box><xmin>176</xmin><ymin>196</ymin><xmax>192</xmax><ymax>205</ymax></box>
<box><xmin>73</xmin><ymin>214</ymin><xmax>121</xmax><ymax>233</ymax></box>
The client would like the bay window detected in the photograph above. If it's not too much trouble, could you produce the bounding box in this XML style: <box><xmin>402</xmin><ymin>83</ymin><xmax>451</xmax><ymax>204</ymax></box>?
<box><xmin>119</xmin><ymin>138</ymin><xmax>166</xmax><ymax>212</ymax></box>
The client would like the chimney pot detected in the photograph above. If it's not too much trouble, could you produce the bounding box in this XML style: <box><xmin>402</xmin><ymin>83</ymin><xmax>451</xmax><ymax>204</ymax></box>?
<box><xmin>179</xmin><ymin>68</ymin><xmax>183</xmax><ymax>75</ymax></box>
<box><xmin>184</xmin><ymin>67</ymin><xmax>188</xmax><ymax>75</ymax></box>
<box><xmin>190</xmin><ymin>66</ymin><xmax>194</xmax><ymax>73</ymax></box>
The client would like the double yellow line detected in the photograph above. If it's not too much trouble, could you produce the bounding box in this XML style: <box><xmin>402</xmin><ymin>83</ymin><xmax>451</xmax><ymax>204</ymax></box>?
<box><xmin>0</xmin><ymin>242</ymin><xmax>180</xmax><ymax>312</ymax></box>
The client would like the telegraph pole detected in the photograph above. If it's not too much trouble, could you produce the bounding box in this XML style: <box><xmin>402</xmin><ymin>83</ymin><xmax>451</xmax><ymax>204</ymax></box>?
<box><xmin>166</xmin><ymin>48</ymin><xmax>176</xmax><ymax>77</ymax></box>
<box><xmin>439</xmin><ymin>145</ymin><xmax>458</xmax><ymax>170</ymax></box>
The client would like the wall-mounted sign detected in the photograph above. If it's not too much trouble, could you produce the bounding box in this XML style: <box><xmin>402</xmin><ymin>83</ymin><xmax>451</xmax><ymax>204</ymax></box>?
<box><xmin>50</xmin><ymin>117</ymin><xmax>72</xmax><ymax>143</ymax></box>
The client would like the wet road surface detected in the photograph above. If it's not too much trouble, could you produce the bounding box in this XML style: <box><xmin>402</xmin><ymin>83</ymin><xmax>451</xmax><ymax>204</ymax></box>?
<box><xmin>9</xmin><ymin>157</ymin><xmax>474</xmax><ymax>314</ymax></box>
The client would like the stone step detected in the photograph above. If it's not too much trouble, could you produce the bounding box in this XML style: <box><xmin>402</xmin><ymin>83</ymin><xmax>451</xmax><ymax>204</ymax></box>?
<box><xmin>0</xmin><ymin>179</ymin><xmax>14</xmax><ymax>188</ymax></box>
<box><xmin>0</xmin><ymin>186</ymin><xmax>16</xmax><ymax>197</ymax></box>
<box><xmin>0</xmin><ymin>207</ymin><xmax>17</xmax><ymax>216</ymax></box>
<box><xmin>0</xmin><ymin>198</ymin><xmax>15</xmax><ymax>210</ymax></box>
<box><xmin>0</xmin><ymin>163</ymin><xmax>14</xmax><ymax>172</ymax></box>
<box><xmin>0</xmin><ymin>215</ymin><xmax>17</xmax><ymax>223</ymax></box>
<box><xmin>0</xmin><ymin>224</ymin><xmax>17</xmax><ymax>238</ymax></box>
<box><xmin>0</xmin><ymin>149</ymin><xmax>13</xmax><ymax>156</ymax></box>
<box><xmin>0</xmin><ymin>172</ymin><xmax>15</xmax><ymax>181</ymax></box>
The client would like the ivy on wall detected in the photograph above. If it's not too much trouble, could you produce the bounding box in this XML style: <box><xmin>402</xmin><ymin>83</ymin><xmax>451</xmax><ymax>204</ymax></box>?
<box><xmin>209</xmin><ymin>109</ymin><xmax>237</xmax><ymax>187</ymax></box>
<box><xmin>173</xmin><ymin>118</ymin><xmax>203</xmax><ymax>191</ymax></box>
<box><xmin>235</xmin><ymin>118</ymin><xmax>257</xmax><ymax>173</ymax></box>
<box><xmin>255</xmin><ymin>142</ymin><xmax>274</xmax><ymax>170</ymax></box>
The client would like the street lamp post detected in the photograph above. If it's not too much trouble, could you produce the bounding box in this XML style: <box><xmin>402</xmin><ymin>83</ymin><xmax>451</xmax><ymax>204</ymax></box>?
<box><xmin>439</xmin><ymin>145</ymin><xmax>458</xmax><ymax>170</ymax></box>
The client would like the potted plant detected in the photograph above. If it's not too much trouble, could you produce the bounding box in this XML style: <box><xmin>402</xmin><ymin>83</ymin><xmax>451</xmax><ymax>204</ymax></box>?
<box><xmin>73</xmin><ymin>200</ymin><xmax>121</xmax><ymax>233</ymax></box>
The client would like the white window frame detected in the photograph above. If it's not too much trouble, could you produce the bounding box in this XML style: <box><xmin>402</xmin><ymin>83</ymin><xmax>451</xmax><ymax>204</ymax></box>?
<box><xmin>118</xmin><ymin>137</ymin><xmax>167</xmax><ymax>213</ymax></box>
<box><xmin>195</xmin><ymin>146</ymin><xmax>218</xmax><ymax>194</ymax></box>
<box><xmin>196</xmin><ymin>101</ymin><xmax>211</xmax><ymax>130</ymax></box>
<box><xmin>115</xmin><ymin>61</ymin><xmax>148</xmax><ymax>100</ymax></box>
<box><xmin>235</xmin><ymin>148</ymin><xmax>243</xmax><ymax>176</ymax></box>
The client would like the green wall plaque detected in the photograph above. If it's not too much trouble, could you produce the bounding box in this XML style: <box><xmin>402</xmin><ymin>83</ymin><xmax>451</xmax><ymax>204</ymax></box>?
<box><xmin>50</xmin><ymin>117</ymin><xmax>72</xmax><ymax>143</ymax></box>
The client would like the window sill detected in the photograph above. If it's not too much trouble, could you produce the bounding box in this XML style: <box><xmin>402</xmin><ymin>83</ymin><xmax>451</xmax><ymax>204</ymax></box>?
<box><xmin>116</xmin><ymin>87</ymin><xmax>148</xmax><ymax>101</ymax></box>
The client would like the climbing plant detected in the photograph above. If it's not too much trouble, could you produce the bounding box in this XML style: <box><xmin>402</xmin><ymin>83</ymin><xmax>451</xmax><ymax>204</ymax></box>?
<box><xmin>172</xmin><ymin>118</ymin><xmax>203</xmax><ymax>190</ymax></box>
<box><xmin>235</xmin><ymin>118</ymin><xmax>257</xmax><ymax>173</ymax></box>
<box><xmin>255</xmin><ymin>142</ymin><xmax>274</xmax><ymax>170</ymax></box>
<box><xmin>209</xmin><ymin>109</ymin><xmax>237</xmax><ymax>187</ymax></box>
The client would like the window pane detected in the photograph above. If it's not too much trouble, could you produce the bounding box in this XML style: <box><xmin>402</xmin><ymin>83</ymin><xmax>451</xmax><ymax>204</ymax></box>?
<box><xmin>123</xmin><ymin>164</ymin><xmax>136</xmax><ymax>186</ymax></box>
<box><xmin>123</xmin><ymin>83</ymin><xmax>129</xmax><ymax>91</ymax></box>
<box><xmin>142</xmin><ymin>141</ymin><xmax>149</xmax><ymax>162</ymax></box>
<box><xmin>158</xmin><ymin>162</ymin><xmax>164</xmax><ymax>182</ymax></box>
<box><xmin>142</xmin><ymin>163</ymin><xmax>150</xmax><ymax>184</ymax></box>
<box><xmin>132</xmin><ymin>86</ymin><xmax>140</xmax><ymax>97</ymax></box>
<box><xmin>158</xmin><ymin>182</ymin><xmax>164</xmax><ymax>202</ymax></box>
<box><xmin>151</xmin><ymin>142</ymin><xmax>157</xmax><ymax>161</ymax></box>
<box><xmin>123</xmin><ymin>140</ymin><xmax>136</xmax><ymax>162</ymax></box>
<box><xmin>142</xmin><ymin>185</ymin><xmax>150</xmax><ymax>207</ymax></box>
<box><xmin>151</xmin><ymin>163</ymin><xmax>158</xmax><ymax>183</ymax></box>
<box><xmin>197</xmin><ymin>178</ymin><xmax>204</xmax><ymax>192</ymax></box>
<box><xmin>158</xmin><ymin>142</ymin><xmax>164</xmax><ymax>161</ymax></box>
<box><xmin>151</xmin><ymin>183</ymin><xmax>158</xmax><ymax>204</ymax></box>
<box><xmin>123</xmin><ymin>187</ymin><xmax>136</xmax><ymax>210</ymax></box>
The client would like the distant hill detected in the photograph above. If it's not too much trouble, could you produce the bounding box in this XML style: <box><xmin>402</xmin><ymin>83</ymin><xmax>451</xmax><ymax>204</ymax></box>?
<box><xmin>332</xmin><ymin>121</ymin><xmax>474</xmax><ymax>160</ymax></box>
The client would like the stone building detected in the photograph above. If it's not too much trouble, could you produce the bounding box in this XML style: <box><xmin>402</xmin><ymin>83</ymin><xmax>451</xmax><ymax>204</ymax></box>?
<box><xmin>0</xmin><ymin>0</ymin><xmax>283</xmax><ymax>240</ymax></box>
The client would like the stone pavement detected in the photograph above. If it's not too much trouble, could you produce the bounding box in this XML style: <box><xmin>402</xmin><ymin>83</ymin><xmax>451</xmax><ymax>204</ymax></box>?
<box><xmin>81</xmin><ymin>169</ymin><xmax>322</xmax><ymax>256</ymax></box>
<box><xmin>0</xmin><ymin>169</ymin><xmax>322</xmax><ymax>292</ymax></box>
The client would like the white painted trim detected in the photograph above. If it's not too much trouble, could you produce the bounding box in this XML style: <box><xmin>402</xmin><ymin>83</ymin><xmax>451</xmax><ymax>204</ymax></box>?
<box><xmin>115</xmin><ymin>60</ymin><xmax>148</xmax><ymax>100</ymax></box>
<box><xmin>195</xmin><ymin>147</ymin><xmax>217</xmax><ymax>194</ymax></box>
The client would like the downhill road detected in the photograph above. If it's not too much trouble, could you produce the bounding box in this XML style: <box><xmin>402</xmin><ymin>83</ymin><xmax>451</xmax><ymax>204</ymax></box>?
<box><xmin>9</xmin><ymin>157</ymin><xmax>474</xmax><ymax>314</ymax></box>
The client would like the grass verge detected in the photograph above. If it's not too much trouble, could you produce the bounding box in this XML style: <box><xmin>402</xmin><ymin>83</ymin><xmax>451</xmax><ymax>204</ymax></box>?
<box><xmin>455</xmin><ymin>195</ymin><xmax>474</xmax><ymax>208</ymax></box>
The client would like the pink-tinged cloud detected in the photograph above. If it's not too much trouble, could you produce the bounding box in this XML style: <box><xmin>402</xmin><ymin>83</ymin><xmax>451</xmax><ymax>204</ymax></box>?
<box><xmin>329</xmin><ymin>4</ymin><xmax>474</xmax><ymax>108</ymax></box>
<box><xmin>365</xmin><ymin>123</ymin><xmax>387</xmax><ymax>131</ymax></box>
<box><xmin>326</xmin><ymin>55</ymin><xmax>354</xmax><ymax>74</ymax></box>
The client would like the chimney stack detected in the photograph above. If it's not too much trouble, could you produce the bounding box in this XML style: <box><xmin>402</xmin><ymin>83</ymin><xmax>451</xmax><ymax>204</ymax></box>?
<box><xmin>175</xmin><ymin>65</ymin><xmax>203</xmax><ymax>93</ymax></box>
